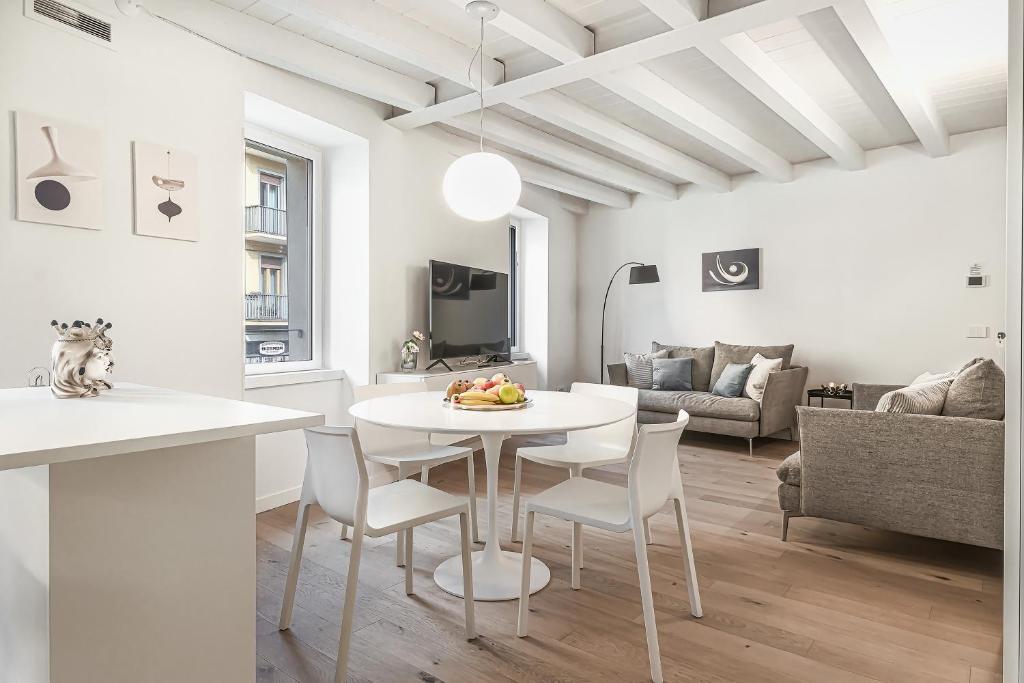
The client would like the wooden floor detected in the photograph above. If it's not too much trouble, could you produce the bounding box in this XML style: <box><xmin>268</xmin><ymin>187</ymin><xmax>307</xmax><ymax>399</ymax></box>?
<box><xmin>255</xmin><ymin>432</ymin><xmax>1003</xmax><ymax>683</ymax></box>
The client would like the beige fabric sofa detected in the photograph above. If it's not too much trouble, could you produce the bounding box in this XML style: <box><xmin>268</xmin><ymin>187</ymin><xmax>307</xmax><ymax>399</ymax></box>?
<box><xmin>779</xmin><ymin>380</ymin><xmax>1004</xmax><ymax>549</ymax></box>
<box><xmin>608</xmin><ymin>341</ymin><xmax>809</xmax><ymax>455</ymax></box>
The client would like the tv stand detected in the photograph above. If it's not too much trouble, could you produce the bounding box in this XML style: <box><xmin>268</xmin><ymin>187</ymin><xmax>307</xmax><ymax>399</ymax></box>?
<box><xmin>425</xmin><ymin>358</ymin><xmax>453</xmax><ymax>372</ymax></box>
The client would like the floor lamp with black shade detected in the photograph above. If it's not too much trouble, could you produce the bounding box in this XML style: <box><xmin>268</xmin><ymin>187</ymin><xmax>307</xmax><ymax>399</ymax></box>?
<box><xmin>600</xmin><ymin>262</ymin><xmax>660</xmax><ymax>383</ymax></box>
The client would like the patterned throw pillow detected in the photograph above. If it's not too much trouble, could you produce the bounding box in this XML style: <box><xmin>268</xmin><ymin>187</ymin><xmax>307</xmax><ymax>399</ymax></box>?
<box><xmin>624</xmin><ymin>349</ymin><xmax>669</xmax><ymax>389</ymax></box>
<box><xmin>743</xmin><ymin>353</ymin><xmax>783</xmax><ymax>402</ymax></box>
<box><xmin>876</xmin><ymin>379</ymin><xmax>953</xmax><ymax>415</ymax></box>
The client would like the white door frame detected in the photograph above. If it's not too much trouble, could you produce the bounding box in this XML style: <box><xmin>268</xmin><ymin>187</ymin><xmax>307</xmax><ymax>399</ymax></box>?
<box><xmin>1007</xmin><ymin>2</ymin><xmax>1023</xmax><ymax>681</ymax></box>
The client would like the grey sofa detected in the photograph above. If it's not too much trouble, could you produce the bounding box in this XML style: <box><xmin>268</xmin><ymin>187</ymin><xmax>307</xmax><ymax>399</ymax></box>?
<box><xmin>779</xmin><ymin>382</ymin><xmax>1004</xmax><ymax>549</ymax></box>
<box><xmin>608</xmin><ymin>341</ymin><xmax>809</xmax><ymax>455</ymax></box>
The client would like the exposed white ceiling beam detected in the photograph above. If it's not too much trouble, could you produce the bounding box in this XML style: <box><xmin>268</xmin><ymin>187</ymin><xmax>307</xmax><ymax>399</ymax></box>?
<box><xmin>460</xmin><ymin>0</ymin><xmax>596</xmax><ymax>63</ymax></box>
<box><xmin>422</xmin><ymin>0</ymin><xmax>816</xmax><ymax>181</ymax></box>
<box><xmin>513</xmin><ymin>91</ymin><xmax>732</xmax><ymax>192</ymax></box>
<box><xmin>146</xmin><ymin>0</ymin><xmax>435</xmax><ymax>111</ymax></box>
<box><xmin>832</xmin><ymin>0</ymin><xmax>949</xmax><ymax>156</ymax></box>
<box><xmin>260</xmin><ymin>0</ymin><xmax>505</xmax><ymax>88</ymax></box>
<box><xmin>800</xmin><ymin>7</ymin><xmax>915</xmax><ymax>144</ymax></box>
<box><xmin>598</xmin><ymin>68</ymin><xmax>793</xmax><ymax>181</ymax></box>
<box><xmin>449</xmin><ymin>112</ymin><xmax>679</xmax><ymax>199</ymax></box>
<box><xmin>435</xmin><ymin>130</ymin><xmax>632</xmax><ymax>208</ymax></box>
<box><xmin>699</xmin><ymin>33</ymin><xmax>865</xmax><ymax>170</ymax></box>
<box><xmin>637</xmin><ymin>0</ymin><xmax>707</xmax><ymax>27</ymax></box>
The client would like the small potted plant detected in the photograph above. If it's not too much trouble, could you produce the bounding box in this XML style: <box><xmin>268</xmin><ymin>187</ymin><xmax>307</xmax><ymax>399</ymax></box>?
<box><xmin>401</xmin><ymin>330</ymin><xmax>426</xmax><ymax>371</ymax></box>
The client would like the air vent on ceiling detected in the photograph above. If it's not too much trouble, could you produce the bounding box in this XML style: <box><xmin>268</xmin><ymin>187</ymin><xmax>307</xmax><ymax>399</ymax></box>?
<box><xmin>25</xmin><ymin>0</ymin><xmax>115</xmax><ymax>50</ymax></box>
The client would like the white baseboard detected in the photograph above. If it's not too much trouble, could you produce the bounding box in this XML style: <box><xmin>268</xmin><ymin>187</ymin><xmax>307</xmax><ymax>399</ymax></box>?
<box><xmin>255</xmin><ymin>470</ymin><xmax>400</xmax><ymax>514</ymax></box>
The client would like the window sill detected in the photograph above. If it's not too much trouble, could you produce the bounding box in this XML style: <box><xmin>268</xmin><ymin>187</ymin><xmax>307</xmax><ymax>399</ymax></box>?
<box><xmin>244</xmin><ymin>369</ymin><xmax>344</xmax><ymax>390</ymax></box>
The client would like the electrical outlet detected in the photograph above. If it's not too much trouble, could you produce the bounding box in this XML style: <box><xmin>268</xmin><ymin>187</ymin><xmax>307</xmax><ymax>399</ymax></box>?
<box><xmin>27</xmin><ymin>367</ymin><xmax>50</xmax><ymax>387</ymax></box>
<box><xmin>967</xmin><ymin>326</ymin><xmax>989</xmax><ymax>339</ymax></box>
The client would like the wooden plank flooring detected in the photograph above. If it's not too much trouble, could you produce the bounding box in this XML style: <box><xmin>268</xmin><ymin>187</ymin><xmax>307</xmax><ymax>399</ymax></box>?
<box><xmin>255</xmin><ymin>432</ymin><xmax>1002</xmax><ymax>682</ymax></box>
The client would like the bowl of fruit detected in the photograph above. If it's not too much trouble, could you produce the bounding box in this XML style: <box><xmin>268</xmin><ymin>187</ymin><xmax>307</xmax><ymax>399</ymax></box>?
<box><xmin>444</xmin><ymin>373</ymin><xmax>530</xmax><ymax>411</ymax></box>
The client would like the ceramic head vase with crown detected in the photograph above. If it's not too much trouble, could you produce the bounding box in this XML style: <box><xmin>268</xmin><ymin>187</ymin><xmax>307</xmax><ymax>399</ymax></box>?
<box><xmin>50</xmin><ymin>318</ymin><xmax>115</xmax><ymax>398</ymax></box>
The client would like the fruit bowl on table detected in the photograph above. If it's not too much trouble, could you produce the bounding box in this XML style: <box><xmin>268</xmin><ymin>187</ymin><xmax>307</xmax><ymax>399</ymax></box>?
<box><xmin>443</xmin><ymin>372</ymin><xmax>530</xmax><ymax>411</ymax></box>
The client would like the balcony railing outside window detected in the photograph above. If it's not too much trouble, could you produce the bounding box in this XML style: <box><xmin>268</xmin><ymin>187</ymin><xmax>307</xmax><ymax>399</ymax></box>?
<box><xmin>245</xmin><ymin>205</ymin><xmax>287</xmax><ymax>237</ymax></box>
<box><xmin>245</xmin><ymin>293</ymin><xmax>288</xmax><ymax>321</ymax></box>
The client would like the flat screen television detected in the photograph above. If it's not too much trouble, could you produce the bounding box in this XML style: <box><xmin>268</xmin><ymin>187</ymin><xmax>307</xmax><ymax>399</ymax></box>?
<box><xmin>428</xmin><ymin>259</ymin><xmax>510</xmax><ymax>368</ymax></box>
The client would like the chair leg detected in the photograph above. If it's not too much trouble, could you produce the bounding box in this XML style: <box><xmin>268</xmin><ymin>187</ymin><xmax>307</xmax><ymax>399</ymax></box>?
<box><xmin>339</xmin><ymin>523</ymin><xmax>349</xmax><ymax>541</ymax></box>
<box><xmin>511</xmin><ymin>455</ymin><xmax>523</xmax><ymax>542</ymax></box>
<box><xmin>570</xmin><ymin>464</ymin><xmax>583</xmax><ymax>572</ymax></box>
<box><xmin>781</xmin><ymin>510</ymin><xmax>793</xmax><ymax>541</ymax></box>
<box><xmin>279</xmin><ymin>499</ymin><xmax>311</xmax><ymax>630</ymax></box>
<box><xmin>517</xmin><ymin>510</ymin><xmax>536</xmax><ymax>638</ymax></box>
<box><xmin>644</xmin><ymin>518</ymin><xmax>654</xmax><ymax>545</ymax></box>
<box><xmin>632</xmin><ymin>522</ymin><xmax>664</xmax><ymax>683</ymax></box>
<box><xmin>335</xmin><ymin>519</ymin><xmax>365</xmax><ymax>683</ymax></box>
<box><xmin>459</xmin><ymin>511</ymin><xmax>476</xmax><ymax>639</ymax></box>
<box><xmin>396</xmin><ymin>463</ymin><xmax>407</xmax><ymax>567</ymax></box>
<box><xmin>467</xmin><ymin>453</ymin><xmax>480</xmax><ymax>543</ymax></box>
<box><xmin>420</xmin><ymin>465</ymin><xmax>430</xmax><ymax>485</ymax></box>
<box><xmin>672</xmin><ymin>498</ymin><xmax>703</xmax><ymax>618</ymax></box>
<box><xmin>404</xmin><ymin>527</ymin><xmax>414</xmax><ymax>595</ymax></box>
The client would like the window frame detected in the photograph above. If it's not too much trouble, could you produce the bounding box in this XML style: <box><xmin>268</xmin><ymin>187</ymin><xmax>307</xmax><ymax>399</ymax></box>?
<box><xmin>243</xmin><ymin>124</ymin><xmax>324</xmax><ymax>375</ymax></box>
<box><xmin>509</xmin><ymin>219</ymin><xmax>523</xmax><ymax>353</ymax></box>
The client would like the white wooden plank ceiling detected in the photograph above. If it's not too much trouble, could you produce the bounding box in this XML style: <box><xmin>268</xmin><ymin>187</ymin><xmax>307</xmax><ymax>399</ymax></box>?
<box><xmin>158</xmin><ymin>0</ymin><xmax>1008</xmax><ymax>207</ymax></box>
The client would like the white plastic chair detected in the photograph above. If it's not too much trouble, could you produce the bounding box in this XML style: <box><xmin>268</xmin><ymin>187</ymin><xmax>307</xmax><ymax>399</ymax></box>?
<box><xmin>511</xmin><ymin>382</ymin><xmax>641</xmax><ymax>584</ymax></box>
<box><xmin>517</xmin><ymin>411</ymin><xmax>701</xmax><ymax>683</ymax></box>
<box><xmin>352</xmin><ymin>383</ymin><xmax>479</xmax><ymax>565</ymax></box>
<box><xmin>279</xmin><ymin>426</ymin><xmax>476</xmax><ymax>683</ymax></box>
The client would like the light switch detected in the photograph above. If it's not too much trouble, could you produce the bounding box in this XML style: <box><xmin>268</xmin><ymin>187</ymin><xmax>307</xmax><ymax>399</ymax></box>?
<box><xmin>967</xmin><ymin>326</ymin><xmax>989</xmax><ymax>338</ymax></box>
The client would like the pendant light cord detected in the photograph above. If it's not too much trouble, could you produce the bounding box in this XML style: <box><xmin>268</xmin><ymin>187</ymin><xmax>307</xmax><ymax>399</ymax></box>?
<box><xmin>466</xmin><ymin>17</ymin><xmax>486</xmax><ymax>152</ymax></box>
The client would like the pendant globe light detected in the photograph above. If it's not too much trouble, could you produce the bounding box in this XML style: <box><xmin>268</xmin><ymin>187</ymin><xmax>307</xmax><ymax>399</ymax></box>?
<box><xmin>443</xmin><ymin>1</ymin><xmax>522</xmax><ymax>221</ymax></box>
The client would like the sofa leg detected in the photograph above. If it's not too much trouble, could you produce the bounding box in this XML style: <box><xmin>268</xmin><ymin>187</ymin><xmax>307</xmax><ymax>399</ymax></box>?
<box><xmin>747</xmin><ymin>438</ymin><xmax>754</xmax><ymax>458</ymax></box>
<box><xmin>781</xmin><ymin>511</ymin><xmax>793</xmax><ymax>541</ymax></box>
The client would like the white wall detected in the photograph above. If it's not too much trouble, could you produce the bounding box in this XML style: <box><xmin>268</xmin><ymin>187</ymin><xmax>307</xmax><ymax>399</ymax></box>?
<box><xmin>578</xmin><ymin>127</ymin><xmax>1008</xmax><ymax>389</ymax></box>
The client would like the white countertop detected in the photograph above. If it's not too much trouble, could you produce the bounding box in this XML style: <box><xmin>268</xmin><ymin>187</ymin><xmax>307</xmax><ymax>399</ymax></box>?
<box><xmin>0</xmin><ymin>383</ymin><xmax>324</xmax><ymax>471</ymax></box>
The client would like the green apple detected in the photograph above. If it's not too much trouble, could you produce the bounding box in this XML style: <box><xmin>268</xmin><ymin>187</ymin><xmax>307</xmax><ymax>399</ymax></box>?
<box><xmin>498</xmin><ymin>383</ymin><xmax>520</xmax><ymax>405</ymax></box>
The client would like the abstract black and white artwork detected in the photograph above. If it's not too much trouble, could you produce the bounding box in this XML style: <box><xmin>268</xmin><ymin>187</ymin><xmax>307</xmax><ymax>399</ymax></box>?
<box><xmin>702</xmin><ymin>248</ymin><xmax>760</xmax><ymax>292</ymax></box>
<box><xmin>132</xmin><ymin>141</ymin><xmax>199</xmax><ymax>241</ymax></box>
<box><xmin>15</xmin><ymin>111</ymin><xmax>103</xmax><ymax>230</ymax></box>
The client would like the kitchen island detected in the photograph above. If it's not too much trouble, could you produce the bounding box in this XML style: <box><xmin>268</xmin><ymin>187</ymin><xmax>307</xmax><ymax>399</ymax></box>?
<box><xmin>0</xmin><ymin>383</ymin><xmax>323</xmax><ymax>683</ymax></box>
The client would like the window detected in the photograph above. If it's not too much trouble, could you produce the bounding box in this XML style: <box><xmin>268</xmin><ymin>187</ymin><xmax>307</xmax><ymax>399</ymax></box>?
<box><xmin>509</xmin><ymin>220</ymin><xmax>522</xmax><ymax>351</ymax></box>
<box><xmin>244</xmin><ymin>128</ymin><xmax>322</xmax><ymax>372</ymax></box>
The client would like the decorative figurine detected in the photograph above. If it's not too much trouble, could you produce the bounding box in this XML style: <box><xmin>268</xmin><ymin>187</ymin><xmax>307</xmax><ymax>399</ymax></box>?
<box><xmin>400</xmin><ymin>330</ymin><xmax>426</xmax><ymax>371</ymax></box>
<box><xmin>820</xmin><ymin>382</ymin><xmax>849</xmax><ymax>396</ymax></box>
<box><xmin>50</xmin><ymin>318</ymin><xmax>115</xmax><ymax>398</ymax></box>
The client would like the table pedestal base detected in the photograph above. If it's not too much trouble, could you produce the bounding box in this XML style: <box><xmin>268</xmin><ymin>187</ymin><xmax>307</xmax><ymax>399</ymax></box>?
<box><xmin>434</xmin><ymin>549</ymin><xmax>550</xmax><ymax>601</ymax></box>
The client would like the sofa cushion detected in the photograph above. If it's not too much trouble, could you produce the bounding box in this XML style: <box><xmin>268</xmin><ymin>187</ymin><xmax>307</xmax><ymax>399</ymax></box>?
<box><xmin>709</xmin><ymin>341</ymin><xmax>794</xmax><ymax>390</ymax></box>
<box><xmin>638</xmin><ymin>389</ymin><xmax>760</xmax><ymax>422</ymax></box>
<box><xmin>942</xmin><ymin>358</ymin><xmax>1005</xmax><ymax>420</ymax></box>
<box><xmin>876</xmin><ymin>379</ymin><xmax>952</xmax><ymax>415</ymax></box>
<box><xmin>652</xmin><ymin>342</ymin><xmax>715</xmax><ymax>392</ymax></box>
<box><xmin>712</xmin><ymin>362</ymin><xmax>754</xmax><ymax>398</ymax></box>
<box><xmin>652</xmin><ymin>357</ymin><xmax>693</xmax><ymax>391</ymax></box>
<box><xmin>624</xmin><ymin>349</ymin><xmax>668</xmax><ymax>389</ymax></box>
<box><xmin>776</xmin><ymin>452</ymin><xmax>801</xmax><ymax>486</ymax></box>
<box><xmin>744</xmin><ymin>353</ymin><xmax>784</xmax><ymax>402</ymax></box>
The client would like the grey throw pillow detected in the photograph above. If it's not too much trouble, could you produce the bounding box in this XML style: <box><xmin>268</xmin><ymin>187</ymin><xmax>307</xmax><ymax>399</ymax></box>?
<box><xmin>711</xmin><ymin>363</ymin><xmax>754</xmax><ymax>398</ymax></box>
<box><xmin>652</xmin><ymin>342</ymin><xmax>715</xmax><ymax>391</ymax></box>
<box><xmin>652</xmin><ymin>357</ymin><xmax>693</xmax><ymax>391</ymax></box>
<box><xmin>624</xmin><ymin>349</ymin><xmax>669</xmax><ymax>389</ymax></box>
<box><xmin>942</xmin><ymin>358</ymin><xmax>1005</xmax><ymax>419</ymax></box>
<box><xmin>709</xmin><ymin>341</ymin><xmax>794</xmax><ymax>391</ymax></box>
<box><xmin>876</xmin><ymin>379</ymin><xmax>953</xmax><ymax>415</ymax></box>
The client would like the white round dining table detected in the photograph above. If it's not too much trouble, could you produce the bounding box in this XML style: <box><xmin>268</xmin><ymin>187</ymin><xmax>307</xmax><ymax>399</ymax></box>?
<box><xmin>349</xmin><ymin>389</ymin><xmax>636</xmax><ymax>601</ymax></box>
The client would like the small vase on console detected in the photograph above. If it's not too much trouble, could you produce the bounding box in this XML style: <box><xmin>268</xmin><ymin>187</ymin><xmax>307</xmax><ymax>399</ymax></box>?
<box><xmin>400</xmin><ymin>330</ymin><xmax>426</xmax><ymax>372</ymax></box>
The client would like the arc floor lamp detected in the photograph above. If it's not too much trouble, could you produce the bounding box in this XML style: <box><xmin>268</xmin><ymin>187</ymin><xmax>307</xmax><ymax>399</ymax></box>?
<box><xmin>600</xmin><ymin>262</ymin><xmax>660</xmax><ymax>383</ymax></box>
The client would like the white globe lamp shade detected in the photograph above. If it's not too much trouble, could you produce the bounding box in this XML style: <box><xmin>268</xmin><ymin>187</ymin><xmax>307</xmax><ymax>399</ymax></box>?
<box><xmin>443</xmin><ymin>152</ymin><xmax>522</xmax><ymax>221</ymax></box>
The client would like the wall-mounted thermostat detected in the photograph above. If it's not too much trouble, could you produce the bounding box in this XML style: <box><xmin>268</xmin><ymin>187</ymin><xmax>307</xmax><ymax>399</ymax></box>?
<box><xmin>966</xmin><ymin>263</ymin><xmax>987</xmax><ymax>288</ymax></box>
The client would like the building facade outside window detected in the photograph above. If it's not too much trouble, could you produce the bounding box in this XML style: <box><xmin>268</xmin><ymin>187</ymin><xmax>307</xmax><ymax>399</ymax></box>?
<box><xmin>243</xmin><ymin>130</ymin><xmax>322</xmax><ymax>371</ymax></box>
